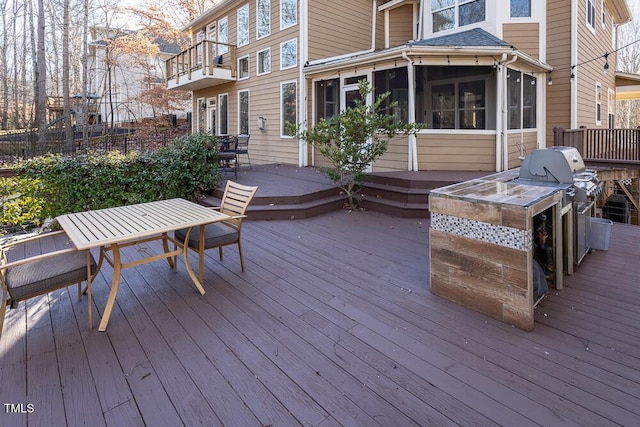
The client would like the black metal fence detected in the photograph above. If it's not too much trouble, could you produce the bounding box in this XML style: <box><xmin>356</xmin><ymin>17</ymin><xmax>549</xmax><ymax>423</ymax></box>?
<box><xmin>0</xmin><ymin>128</ymin><xmax>190</xmax><ymax>164</ymax></box>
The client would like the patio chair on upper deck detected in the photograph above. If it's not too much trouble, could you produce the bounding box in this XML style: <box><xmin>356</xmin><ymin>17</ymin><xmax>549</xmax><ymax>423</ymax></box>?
<box><xmin>174</xmin><ymin>180</ymin><xmax>258</xmax><ymax>284</ymax></box>
<box><xmin>0</xmin><ymin>231</ymin><xmax>99</xmax><ymax>339</ymax></box>
<box><xmin>235</xmin><ymin>134</ymin><xmax>251</xmax><ymax>169</ymax></box>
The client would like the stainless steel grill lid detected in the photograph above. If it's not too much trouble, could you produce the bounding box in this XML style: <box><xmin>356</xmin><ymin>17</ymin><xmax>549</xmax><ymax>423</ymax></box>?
<box><xmin>518</xmin><ymin>146</ymin><xmax>586</xmax><ymax>183</ymax></box>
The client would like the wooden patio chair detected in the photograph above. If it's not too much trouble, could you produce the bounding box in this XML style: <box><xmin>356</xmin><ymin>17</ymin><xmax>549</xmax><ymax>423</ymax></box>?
<box><xmin>0</xmin><ymin>231</ymin><xmax>99</xmax><ymax>339</ymax></box>
<box><xmin>174</xmin><ymin>181</ymin><xmax>258</xmax><ymax>284</ymax></box>
<box><xmin>235</xmin><ymin>134</ymin><xmax>251</xmax><ymax>169</ymax></box>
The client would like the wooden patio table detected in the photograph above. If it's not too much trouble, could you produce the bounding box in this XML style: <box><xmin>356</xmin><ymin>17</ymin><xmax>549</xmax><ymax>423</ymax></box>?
<box><xmin>56</xmin><ymin>198</ymin><xmax>230</xmax><ymax>331</ymax></box>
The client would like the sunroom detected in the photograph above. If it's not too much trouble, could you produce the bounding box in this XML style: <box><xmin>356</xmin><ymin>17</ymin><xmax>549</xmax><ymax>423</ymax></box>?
<box><xmin>304</xmin><ymin>29</ymin><xmax>552</xmax><ymax>172</ymax></box>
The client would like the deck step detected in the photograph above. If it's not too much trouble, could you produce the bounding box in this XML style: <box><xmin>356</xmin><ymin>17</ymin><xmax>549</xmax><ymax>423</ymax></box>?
<box><xmin>200</xmin><ymin>166</ymin><xmax>483</xmax><ymax>219</ymax></box>
<box><xmin>200</xmin><ymin>193</ymin><xmax>348</xmax><ymax>220</ymax></box>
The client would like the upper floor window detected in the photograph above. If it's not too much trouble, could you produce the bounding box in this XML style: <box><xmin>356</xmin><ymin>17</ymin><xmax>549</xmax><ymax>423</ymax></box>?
<box><xmin>218</xmin><ymin>16</ymin><xmax>229</xmax><ymax>54</ymax></box>
<box><xmin>601</xmin><ymin>0</ymin><xmax>606</xmax><ymax>27</ymax></box>
<box><xmin>257</xmin><ymin>48</ymin><xmax>271</xmax><ymax>75</ymax></box>
<box><xmin>257</xmin><ymin>0</ymin><xmax>271</xmax><ymax>39</ymax></box>
<box><xmin>510</xmin><ymin>0</ymin><xmax>530</xmax><ymax>18</ymax></box>
<box><xmin>280</xmin><ymin>39</ymin><xmax>297</xmax><ymax>69</ymax></box>
<box><xmin>237</xmin><ymin>4</ymin><xmax>249</xmax><ymax>46</ymax></box>
<box><xmin>238</xmin><ymin>55</ymin><xmax>249</xmax><ymax>80</ymax></box>
<box><xmin>281</xmin><ymin>0</ymin><xmax>297</xmax><ymax>30</ymax></box>
<box><xmin>432</xmin><ymin>0</ymin><xmax>485</xmax><ymax>33</ymax></box>
<box><xmin>586</xmin><ymin>0</ymin><xmax>596</xmax><ymax>30</ymax></box>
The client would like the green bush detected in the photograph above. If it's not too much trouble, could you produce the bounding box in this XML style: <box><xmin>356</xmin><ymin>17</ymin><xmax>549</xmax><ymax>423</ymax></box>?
<box><xmin>0</xmin><ymin>177</ymin><xmax>47</xmax><ymax>234</ymax></box>
<box><xmin>2</xmin><ymin>133</ymin><xmax>221</xmax><ymax>234</ymax></box>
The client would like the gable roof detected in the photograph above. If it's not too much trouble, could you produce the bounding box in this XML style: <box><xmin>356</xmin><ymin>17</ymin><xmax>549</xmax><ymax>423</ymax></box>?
<box><xmin>410</xmin><ymin>28</ymin><xmax>513</xmax><ymax>49</ymax></box>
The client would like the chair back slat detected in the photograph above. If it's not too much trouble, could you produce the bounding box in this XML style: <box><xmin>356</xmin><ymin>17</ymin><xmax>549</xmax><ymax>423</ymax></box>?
<box><xmin>220</xmin><ymin>181</ymin><xmax>258</xmax><ymax>224</ymax></box>
<box><xmin>236</xmin><ymin>134</ymin><xmax>249</xmax><ymax>153</ymax></box>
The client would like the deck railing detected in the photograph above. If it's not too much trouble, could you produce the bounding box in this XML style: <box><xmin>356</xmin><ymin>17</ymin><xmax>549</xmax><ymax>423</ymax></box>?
<box><xmin>554</xmin><ymin>126</ymin><xmax>640</xmax><ymax>165</ymax></box>
<box><xmin>165</xmin><ymin>40</ymin><xmax>236</xmax><ymax>82</ymax></box>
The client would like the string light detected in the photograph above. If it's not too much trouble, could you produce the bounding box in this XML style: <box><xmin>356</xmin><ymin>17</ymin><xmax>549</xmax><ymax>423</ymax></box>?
<box><xmin>553</xmin><ymin>38</ymin><xmax>640</xmax><ymax>80</ymax></box>
<box><xmin>547</xmin><ymin>71</ymin><xmax>553</xmax><ymax>86</ymax></box>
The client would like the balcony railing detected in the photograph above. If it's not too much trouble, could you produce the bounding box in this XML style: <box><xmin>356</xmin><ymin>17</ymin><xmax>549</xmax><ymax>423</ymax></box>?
<box><xmin>165</xmin><ymin>40</ymin><xmax>236</xmax><ymax>89</ymax></box>
<box><xmin>554</xmin><ymin>126</ymin><xmax>640</xmax><ymax>166</ymax></box>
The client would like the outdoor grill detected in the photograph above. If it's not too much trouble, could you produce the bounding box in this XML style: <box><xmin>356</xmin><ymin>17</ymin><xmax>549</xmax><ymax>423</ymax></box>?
<box><xmin>517</xmin><ymin>146</ymin><xmax>601</xmax><ymax>265</ymax></box>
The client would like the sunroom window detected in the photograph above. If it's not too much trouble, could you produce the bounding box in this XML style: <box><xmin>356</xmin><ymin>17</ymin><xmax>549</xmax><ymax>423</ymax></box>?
<box><xmin>315</xmin><ymin>79</ymin><xmax>339</xmax><ymax>121</ymax></box>
<box><xmin>507</xmin><ymin>70</ymin><xmax>537</xmax><ymax>130</ymax></box>
<box><xmin>432</xmin><ymin>0</ymin><xmax>485</xmax><ymax>33</ymax></box>
<box><xmin>375</xmin><ymin>68</ymin><xmax>409</xmax><ymax>124</ymax></box>
<box><xmin>430</xmin><ymin>80</ymin><xmax>485</xmax><ymax>129</ymax></box>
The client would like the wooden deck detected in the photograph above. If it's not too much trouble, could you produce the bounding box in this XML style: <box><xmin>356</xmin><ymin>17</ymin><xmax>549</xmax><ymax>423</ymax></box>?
<box><xmin>1</xmin><ymin>211</ymin><xmax>639</xmax><ymax>426</ymax></box>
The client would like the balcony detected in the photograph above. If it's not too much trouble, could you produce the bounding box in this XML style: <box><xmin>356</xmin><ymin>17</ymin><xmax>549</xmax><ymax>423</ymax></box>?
<box><xmin>166</xmin><ymin>40</ymin><xmax>236</xmax><ymax>91</ymax></box>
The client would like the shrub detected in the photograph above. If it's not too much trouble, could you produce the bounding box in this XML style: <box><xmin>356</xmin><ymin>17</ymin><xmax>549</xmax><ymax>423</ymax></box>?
<box><xmin>294</xmin><ymin>80</ymin><xmax>423</xmax><ymax>210</ymax></box>
<box><xmin>0</xmin><ymin>177</ymin><xmax>47</xmax><ymax>234</ymax></box>
<box><xmin>2</xmin><ymin>133</ymin><xmax>221</xmax><ymax>233</ymax></box>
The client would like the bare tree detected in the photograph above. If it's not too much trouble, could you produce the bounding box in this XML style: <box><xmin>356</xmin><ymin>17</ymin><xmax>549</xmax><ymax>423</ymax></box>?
<box><xmin>36</xmin><ymin>0</ymin><xmax>47</xmax><ymax>143</ymax></box>
<box><xmin>0</xmin><ymin>0</ymin><xmax>9</xmax><ymax>129</ymax></box>
<box><xmin>616</xmin><ymin>2</ymin><xmax>640</xmax><ymax>128</ymax></box>
<box><xmin>63</xmin><ymin>0</ymin><xmax>74</xmax><ymax>145</ymax></box>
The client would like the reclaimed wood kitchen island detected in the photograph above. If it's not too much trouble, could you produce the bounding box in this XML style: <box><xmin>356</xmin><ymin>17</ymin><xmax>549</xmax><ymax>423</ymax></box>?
<box><xmin>429</xmin><ymin>171</ymin><xmax>565</xmax><ymax>331</ymax></box>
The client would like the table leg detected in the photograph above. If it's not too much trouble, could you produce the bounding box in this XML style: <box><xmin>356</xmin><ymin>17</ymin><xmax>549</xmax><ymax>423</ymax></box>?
<box><xmin>162</xmin><ymin>232</ymin><xmax>176</xmax><ymax>270</ymax></box>
<box><xmin>86</xmin><ymin>251</ymin><xmax>93</xmax><ymax>330</ymax></box>
<box><xmin>99</xmin><ymin>243</ymin><xmax>122</xmax><ymax>332</ymax></box>
<box><xmin>182</xmin><ymin>226</ymin><xmax>206</xmax><ymax>295</ymax></box>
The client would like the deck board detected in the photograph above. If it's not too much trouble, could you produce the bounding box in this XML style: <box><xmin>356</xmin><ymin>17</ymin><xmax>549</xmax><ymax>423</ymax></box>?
<box><xmin>1</xmin><ymin>209</ymin><xmax>639</xmax><ymax>426</ymax></box>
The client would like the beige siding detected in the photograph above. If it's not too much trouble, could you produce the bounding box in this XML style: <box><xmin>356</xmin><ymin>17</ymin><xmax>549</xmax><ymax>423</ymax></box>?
<box><xmin>545</xmin><ymin>0</ymin><xmax>572</xmax><ymax>145</ymax></box>
<box><xmin>575</xmin><ymin>0</ymin><xmax>617</xmax><ymax>128</ymax></box>
<box><xmin>308</xmin><ymin>0</ymin><xmax>375</xmax><ymax>61</ymax></box>
<box><xmin>506</xmin><ymin>130</ymin><xmax>538</xmax><ymax>169</ymax></box>
<box><xmin>503</xmin><ymin>23</ymin><xmax>540</xmax><ymax>59</ymax></box>
<box><xmin>191</xmin><ymin>0</ymin><xmax>302</xmax><ymax>166</ymax></box>
<box><xmin>372</xmin><ymin>135</ymin><xmax>409</xmax><ymax>171</ymax></box>
<box><xmin>311</xmin><ymin>135</ymin><xmax>409</xmax><ymax>171</ymax></box>
<box><xmin>388</xmin><ymin>6</ymin><xmax>414</xmax><ymax>47</ymax></box>
<box><xmin>545</xmin><ymin>0</ymin><xmax>619</xmax><ymax>143</ymax></box>
<box><xmin>416</xmin><ymin>132</ymin><xmax>496</xmax><ymax>171</ymax></box>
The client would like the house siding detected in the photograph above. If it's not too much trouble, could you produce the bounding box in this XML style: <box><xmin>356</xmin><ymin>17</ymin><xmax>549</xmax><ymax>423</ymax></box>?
<box><xmin>189</xmin><ymin>0</ymin><xmax>302</xmax><ymax>166</ymax></box>
<box><xmin>373</xmin><ymin>135</ymin><xmax>409</xmax><ymax>171</ymax></box>
<box><xmin>503</xmin><ymin>23</ymin><xmax>540</xmax><ymax>59</ymax></box>
<box><xmin>417</xmin><ymin>132</ymin><xmax>495</xmax><ymax>171</ymax></box>
<box><xmin>388</xmin><ymin>5</ymin><xmax>414</xmax><ymax>48</ymax></box>
<box><xmin>308</xmin><ymin>0</ymin><xmax>375</xmax><ymax>61</ymax></box>
<box><xmin>545</xmin><ymin>0</ymin><xmax>573</xmax><ymax>146</ymax></box>
<box><xmin>506</xmin><ymin>130</ymin><xmax>538</xmax><ymax>169</ymax></box>
<box><xmin>575</xmin><ymin>0</ymin><xmax>617</xmax><ymax>128</ymax></box>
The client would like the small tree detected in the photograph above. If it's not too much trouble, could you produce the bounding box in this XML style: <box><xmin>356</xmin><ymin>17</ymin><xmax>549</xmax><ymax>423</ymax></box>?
<box><xmin>296</xmin><ymin>80</ymin><xmax>422</xmax><ymax>210</ymax></box>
